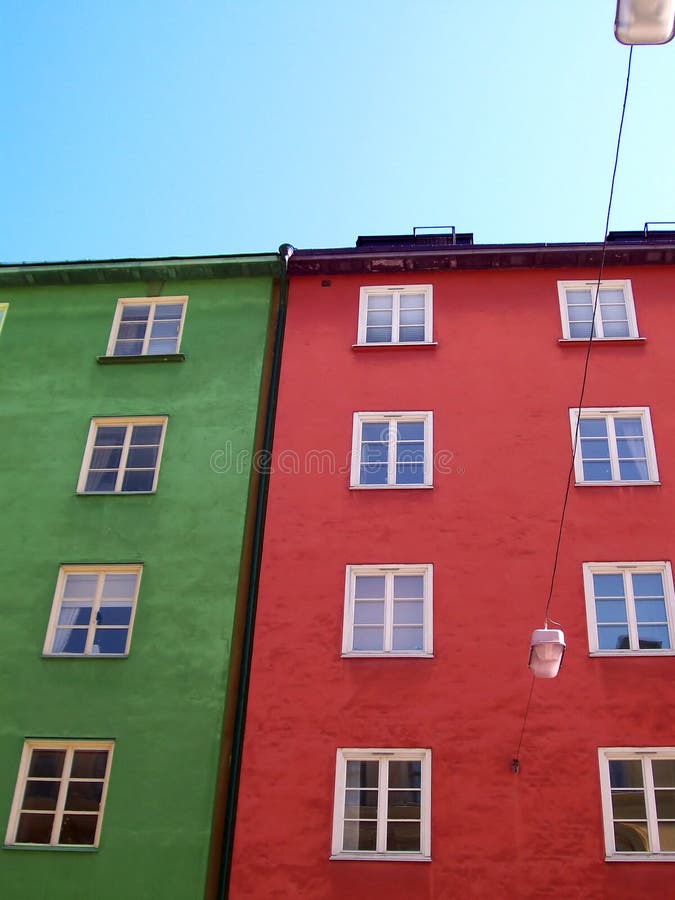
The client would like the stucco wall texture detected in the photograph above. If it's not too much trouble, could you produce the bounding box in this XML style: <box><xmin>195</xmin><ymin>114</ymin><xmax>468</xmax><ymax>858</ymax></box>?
<box><xmin>230</xmin><ymin>265</ymin><xmax>675</xmax><ymax>898</ymax></box>
<box><xmin>0</xmin><ymin>275</ymin><xmax>272</xmax><ymax>899</ymax></box>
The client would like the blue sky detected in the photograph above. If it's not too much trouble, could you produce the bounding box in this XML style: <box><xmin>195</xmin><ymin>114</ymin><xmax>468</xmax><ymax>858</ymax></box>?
<box><xmin>2</xmin><ymin>1</ymin><xmax>674</xmax><ymax>262</ymax></box>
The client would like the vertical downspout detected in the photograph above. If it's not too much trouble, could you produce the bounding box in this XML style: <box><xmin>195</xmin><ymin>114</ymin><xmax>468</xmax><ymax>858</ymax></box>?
<box><xmin>216</xmin><ymin>243</ymin><xmax>294</xmax><ymax>899</ymax></box>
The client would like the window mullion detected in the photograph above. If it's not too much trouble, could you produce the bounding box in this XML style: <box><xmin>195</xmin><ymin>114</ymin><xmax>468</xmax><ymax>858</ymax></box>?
<box><xmin>644</xmin><ymin>758</ymin><xmax>660</xmax><ymax>852</ymax></box>
<box><xmin>377</xmin><ymin>759</ymin><xmax>388</xmax><ymax>852</ymax></box>
<box><xmin>624</xmin><ymin>572</ymin><xmax>640</xmax><ymax>651</ymax></box>
<box><xmin>593</xmin><ymin>287</ymin><xmax>604</xmax><ymax>338</ymax></box>
<box><xmin>51</xmin><ymin>747</ymin><xmax>72</xmax><ymax>845</ymax></box>
<box><xmin>392</xmin><ymin>291</ymin><xmax>400</xmax><ymax>342</ymax></box>
<box><xmin>142</xmin><ymin>304</ymin><xmax>155</xmax><ymax>354</ymax></box>
<box><xmin>607</xmin><ymin>417</ymin><xmax>620</xmax><ymax>481</ymax></box>
<box><xmin>116</xmin><ymin>426</ymin><xmax>133</xmax><ymax>492</ymax></box>
<box><xmin>384</xmin><ymin>575</ymin><xmax>394</xmax><ymax>651</ymax></box>
<box><xmin>388</xmin><ymin>421</ymin><xmax>396</xmax><ymax>485</ymax></box>
<box><xmin>84</xmin><ymin>573</ymin><xmax>105</xmax><ymax>655</ymax></box>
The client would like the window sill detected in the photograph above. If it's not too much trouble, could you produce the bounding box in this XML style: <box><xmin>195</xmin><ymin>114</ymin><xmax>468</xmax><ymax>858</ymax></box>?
<box><xmin>76</xmin><ymin>491</ymin><xmax>157</xmax><ymax>496</ymax></box>
<box><xmin>605</xmin><ymin>853</ymin><xmax>675</xmax><ymax>862</ymax></box>
<box><xmin>558</xmin><ymin>337</ymin><xmax>645</xmax><ymax>346</ymax></box>
<box><xmin>42</xmin><ymin>653</ymin><xmax>129</xmax><ymax>659</ymax></box>
<box><xmin>352</xmin><ymin>342</ymin><xmax>438</xmax><ymax>350</ymax></box>
<box><xmin>590</xmin><ymin>650</ymin><xmax>675</xmax><ymax>657</ymax></box>
<box><xmin>4</xmin><ymin>844</ymin><xmax>98</xmax><ymax>853</ymax></box>
<box><xmin>96</xmin><ymin>353</ymin><xmax>185</xmax><ymax>365</ymax></box>
<box><xmin>330</xmin><ymin>853</ymin><xmax>430</xmax><ymax>863</ymax></box>
<box><xmin>342</xmin><ymin>652</ymin><xmax>433</xmax><ymax>659</ymax></box>
<box><xmin>349</xmin><ymin>484</ymin><xmax>433</xmax><ymax>490</ymax></box>
<box><xmin>575</xmin><ymin>481</ymin><xmax>660</xmax><ymax>487</ymax></box>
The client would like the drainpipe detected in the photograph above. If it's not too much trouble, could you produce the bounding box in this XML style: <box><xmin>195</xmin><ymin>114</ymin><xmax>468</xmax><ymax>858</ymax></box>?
<box><xmin>216</xmin><ymin>243</ymin><xmax>294</xmax><ymax>899</ymax></box>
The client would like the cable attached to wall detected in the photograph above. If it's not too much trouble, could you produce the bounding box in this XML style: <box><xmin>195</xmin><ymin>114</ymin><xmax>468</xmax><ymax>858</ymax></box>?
<box><xmin>513</xmin><ymin>46</ymin><xmax>634</xmax><ymax>771</ymax></box>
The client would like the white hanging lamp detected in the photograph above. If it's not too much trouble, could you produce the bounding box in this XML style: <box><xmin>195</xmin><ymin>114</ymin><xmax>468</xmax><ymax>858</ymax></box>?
<box><xmin>528</xmin><ymin>625</ymin><xmax>565</xmax><ymax>679</ymax></box>
<box><xmin>615</xmin><ymin>0</ymin><xmax>675</xmax><ymax>44</ymax></box>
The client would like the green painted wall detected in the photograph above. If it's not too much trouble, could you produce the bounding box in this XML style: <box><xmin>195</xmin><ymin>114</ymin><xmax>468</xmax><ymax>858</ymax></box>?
<box><xmin>0</xmin><ymin>269</ymin><xmax>275</xmax><ymax>899</ymax></box>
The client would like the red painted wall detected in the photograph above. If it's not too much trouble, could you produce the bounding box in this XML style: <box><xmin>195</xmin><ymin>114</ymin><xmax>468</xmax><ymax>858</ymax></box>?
<box><xmin>230</xmin><ymin>264</ymin><xmax>675</xmax><ymax>899</ymax></box>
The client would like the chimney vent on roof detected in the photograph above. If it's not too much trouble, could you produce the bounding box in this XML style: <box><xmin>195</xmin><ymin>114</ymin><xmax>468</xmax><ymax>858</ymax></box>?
<box><xmin>356</xmin><ymin>230</ymin><xmax>474</xmax><ymax>250</ymax></box>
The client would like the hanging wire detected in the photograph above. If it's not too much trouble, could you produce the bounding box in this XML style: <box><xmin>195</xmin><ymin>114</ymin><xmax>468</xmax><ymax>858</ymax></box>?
<box><xmin>513</xmin><ymin>46</ymin><xmax>634</xmax><ymax>769</ymax></box>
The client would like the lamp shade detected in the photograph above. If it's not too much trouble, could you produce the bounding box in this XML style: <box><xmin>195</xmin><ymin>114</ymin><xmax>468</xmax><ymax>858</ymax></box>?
<box><xmin>615</xmin><ymin>0</ymin><xmax>675</xmax><ymax>44</ymax></box>
<box><xmin>528</xmin><ymin>628</ymin><xmax>565</xmax><ymax>679</ymax></box>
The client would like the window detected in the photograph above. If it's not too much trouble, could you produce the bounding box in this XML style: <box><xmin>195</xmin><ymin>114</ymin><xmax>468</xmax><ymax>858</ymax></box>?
<box><xmin>331</xmin><ymin>749</ymin><xmax>431</xmax><ymax>861</ymax></box>
<box><xmin>342</xmin><ymin>565</ymin><xmax>433</xmax><ymax>656</ymax></box>
<box><xmin>558</xmin><ymin>280</ymin><xmax>639</xmax><ymax>339</ymax></box>
<box><xmin>570</xmin><ymin>408</ymin><xmax>658</xmax><ymax>485</ymax></box>
<box><xmin>77</xmin><ymin>416</ymin><xmax>168</xmax><ymax>494</ymax></box>
<box><xmin>357</xmin><ymin>285</ymin><xmax>432</xmax><ymax>345</ymax></box>
<box><xmin>350</xmin><ymin>412</ymin><xmax>433</xmax><ymax>488</ymax></box>
<box><xmin>0</xmin><ymin>303</ymin><xmax>8</xmax><ymax>335</ymax></box>
<box><xmin>599</xmin><ymin>748</ymin><xmax>675</xmax><ymax>859</ymax></box>
<box><xmin>43</xmin><ymin>565</ymin><xmax>142</xmax><ymax>657</ymax></box>
<box><xmin>106</xmin><ymin>296</ymin><xmax>187</xmax><ymax>356</ymax></box>
<box><xmin>5</xmin><ymin>740</ymin><xmax>114</xmax><ymax>848</ymax></box>
<box><xmin>584</xmin><ymin>563</ymin><xmax>675</xmax><ymax>655</ymax></box>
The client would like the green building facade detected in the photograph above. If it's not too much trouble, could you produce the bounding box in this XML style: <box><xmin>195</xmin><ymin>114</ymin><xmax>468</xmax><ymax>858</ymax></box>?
<box><xmin>0</xmin><ymin>255</ymin><xmax>279</xmax><ymax>898</ymax></box>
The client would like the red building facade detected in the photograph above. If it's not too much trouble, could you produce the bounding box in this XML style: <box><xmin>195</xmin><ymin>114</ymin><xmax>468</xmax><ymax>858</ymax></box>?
<box><xmin>229</xmin><ymin>232</ymin><xmax>675</xmax><ymax>898</ymax></box>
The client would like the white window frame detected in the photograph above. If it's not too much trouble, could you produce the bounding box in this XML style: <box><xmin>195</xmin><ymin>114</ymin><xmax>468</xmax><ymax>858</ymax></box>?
<box><xmin>350</xmin><ymin>412</ymin><xmax>433</xmax><ymax>489</ymax></box>
<box><xmin>43</xmin><ymin>564</ymin><xmax>143</xmax><ymax>658</ymax></box>
<box><xmin>599</xmin><ymin>747</ymin><xmax>675</xmax><ymax>861</ymax></box>
<box><xmin>105</xmin><ymin>296</ymin><xmax>188</xmax><ymax>356</ymax></box>
<box><xmin>331</xmin><ymin>748</ymin><xmax>431</xmax><ymax>862</ymax></box>
<box><xmin>357</xmin><ymin>285</ymin><xmax>433</xmax><ymax>345</ymax></box>
<box><xmin>558</xmin><ymin>280</ymin><xmax>639</xmax><ymax>340</ymax></box>
<box><xmin>5</xmin><ymin>740</ymin><xmax>114</xmax><ymax>849</ymax></box>
<box><xmin>570</xmin><ymin>407</ymin><xmax>659</xmax><ymax>485</ymax></box>
<box><xmin>342</xmin><ymin>565</ymin><xmax>433</xmax><ymax>657</ymax></box>
<box><xmin>77</xmin><ymin>416</ymin><xmax>168</xmax><ymax>495</ymax></box>
<box><xmin>584</xmin><ymin>562</ymin><xmax>675</xmax><ymax>656</ymax></box>
<box><xmin>0</xmin><ymin>302</ymin><xmax>8</xmax><ymax>336</ymax></box>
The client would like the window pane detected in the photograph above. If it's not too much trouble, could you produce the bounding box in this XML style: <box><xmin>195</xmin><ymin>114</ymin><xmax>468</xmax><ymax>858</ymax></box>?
<box><xmin>346</xmin><ymin>760</ymin><xmax>378</xmax><ymax>788</ymax></box>
<box><xmin>570</xmin><ymin>322</ymin><xmax>593</xmax><ymax>338</ymax></box>
<box><xmin>396</xmin><ymin>441</ymin><xmax>425</xmax><ymax>463</ymax></box>
<box><xmin>130</xmin><ymin>425</ymin><xmax>163</xmax><ymax>445</ymax></box>
<box><xmin>63</xmin><ymin>575</ymin><xmax>98</xmax><ymax>599</ymax></box>
<box><xmin>365</xmin><ymin>326</ymin><xmax>392</xmax><ymax>343</ymax></box>
<box><xmin>98</xmin><ymin>603</ymin><xmax>133</xmax><ymax>625</ymax></box>
<box><xmin>399</xmin><ymin>326</ymin><xmax>426</xmax><ymax>342</ymax></box>
<box><xmin>52</xmin><ymin>628</ymin><xmax>88</xmax><ymax>653</ymax></box>
<box><xmin>85</xmin><ymin>471</ymin><xmax>117</xmax><ymax>493</ymax></box>
<box><xmin>609</xmin><ymin>759</ymin><xmax>644</xmax><ymax>788</ymax></box>
<box><xmin>126</xmin><ymin>446</ymin><xmax>159</xmax><ymax>468</ymax></box>
<box><xmin>602</xmin><ymin>321</ymin><xmax>630</xmax><ymax>338</ymax></box>
<box><xmin>393</xmin><ymin>600</ymin><xmax>424</xmax><ymax>624</ymax></box>
<box><xmin>102</xmin><ymin>574</ymin><xmax>138</xmax><ymax>599</ymax></box>
<box><xmin>611</xmin><ymin>791</ymin><xmax>646</xmax><ymax>819</ymax></box>
<box><xmin>396</xmin><ymin>464</ymin><xmax>424</xmax><ymax>484</ymax></box>
<box><xmin>121</xmin><ymin>470</ymin><xmax>155</xmax><ymax>492</ymax></box>
<box><xmin>58</xmin><ymin>602</ymin><xmax>92</xmax><ymax>627</ymax></box>
<box><xmin>360</xmin><ymin>464</ymin><xmax>388</xmax><ymax>485</ymax></box>
<box><xmin>354</xmin><ymin>576</ymin><xmax>385</xmax><ymax>599</ymax></box>
<box><xmin>366</xmin><ymin>309</ymin><xmax>392</xmax><ymax>326</ymax></box>
<box><xmin>361</xmin><ymin>422</ymin><xmax>389</xmax><ymax>442</ymax></box>
<box><xmin>580</xmin><ymin>438</ymin><xmax>610</xmax><ymax>459</ymax></box>
<box><xmin>597</xmin><ymin>625</ymin><xmax>630</xmax><ymax>650</ymax></box>
<box><xmin>392</xmin><ymin>626</ymin><xmax>424</xmax><ymax>651</ymax></box>
<box><xmin>658</xmin><ymin>823</ymin><xmax>675</xmax><ymax>851</ymax></box>
<box><xmin>397</xmin><ymin>422</ymin><xmax>424</xmax><ymax>441</ymax></box>
<box><xmin>655</xmin><ymin>790</ymin><xmax>675</xmax><ymax>819</ymax></box>
<box><xmin>593</xmin><ymin>574</ymin><xmax>625</xmax><ymax>597</ymax></box>
<box><xmin>352</xmin><ymin>627</ymin><xmax>384</xmax><ymax>651</ymax></box>
<box><xmin>154</xmin><ymin>303</ymin><xmax>184</xmax><ymax>319</ymax></box>
<box><xmin>616</xmin><ymin>437</ymin><xmax>646</xmax><ymax>458</ymax></box>
<box><xmin>147</xmin><ymin>338</ymin><xmax>179</xmax><ymax>354</ymax></box>
<box><xmin>637</xmin><ymin>625</ymin><xmax>670</xmax><ymax>649</ymax></box>
<box><xmin>568</xmin><ymin>305</ymin><xmax>593</xmax><ymax>322</ymax></box>
<box><xmin>113</xmin><ymin>340</ymin><xmax>144</xmax><ymax>356</ymax></box>
<box><xmin>614</xmin><ymin>822</ymin><xmax>649</xmax><ymax>852</ymax></box>
<box><xmin>614</xmin><ymin>418</ymin><xmax>643</xmax><ymax>437</ymax></box>
<box><xmin>595</xmin><ymin>599</ymin><xmax>627</xmax><ymax>623</ymax></box>
<box><xmin>579</xmin><ymin>419</ymin><xmax>608</xmax><ymax>438</ymax></box>
<box><xmin>89</xmin><ymin>448</ymin><xmax>122</xmax><ymax>470</ymax></box>
<box><xmin>344</xmin><ymin>789</ymin><xmax>378</xmax><ymax>819</ymax></box>
<box><xmin>582</xmin><ymin>461</ymin><xmax>612</xmax><ymax>481</ymax></box>
<box><xmin>117</xmin><ymin>322</ymin><xmax>146</xmax><ymax>340</ymax></box>
<box><xmin>394</xmin><ymin>575</ymin><xmax>424</xmax><ymax>599</ymax></box>
<box><xmin>386</xmin><ymin>821</ymin><xmax>420</xmax><ymax>852</ymax></box>
<box><xmin>360</xmin><ymin>442</ymin><xmax>388</xmax><ymax>463</ymax></box>
<box><xmin>399</xmin><ymin>309</ymin><xmax>425</xmax><ymax>326</ymax></box>
<box><xmin>353</xmin><ymin>601</ymin><xmax>384</xmax><ymax>625</ymax></box>
<box><xmin>634</xmin><ymin>598</ymin><xmax>667</xmax><ymax>622</ymax></box>
<box><xmin>28</xmin><ymin>750</ymin><xmax>66</xmax><ymax>779</ymax></box>
<box><xmin>343</xmin><ymin>820</ymin><xmax>376</xmax><ymax>851</ymax></box>
<box><xmin>71</xmin><ymin>750</ymin><xmax>108</xmax><ymax>779</ymax></box>
<box><xmin>653</xmin><ymin>760</ymin><xmax>675</xmax><ymax>787</ymax></box>
<box><xmin>150</xmin><ymin>320</ymin><xmax>180</xmax><ymax>338</ymax></box>
<box><xmin>387</xmin><ymin>790</ymin><xmax>421</xmax><ymax>818</ymax></box>
<box><xmin>94</xmin><ymin>426</ymin><xmax>126</xmax><ymax>447</ymax></box>
<box><xmin>59</xmin><ymin>814</ymin><xmax>98</xmax><ymax>845</ymax></box>
<box><xmin>618</xmin><ymin>459</ymin><xmax>649</xmax><ymax>481</ymax></box>
<box><xmin>632</xmin><ymin>573</ymin><xmax>665</xmax><ymax>597</ymax></box>
<box><xmin>399</xmin><ymin>293</ymin><xmax>425</xmax><ymax>309</ymax></box>
<box><xmin>120</xmin><ymin>305</ymin><xmax>150</xmax><ymax>321</ymax></box>
<box><xmin>389</xmin><ymin>761</ymin><xmax>421</xmax><ymax>788</ymax></box>
<box><xmin>93</xmin><ymin>628</ymin><xmax>129</xmax><ymax>654</ymax></box>
<box><xmin>65</xmin><ymin>781</ymin><xmax>103</xmax><ymax>812</ymax></box>
<box><xmin>567</xmin><ymin>289</ymin><xmax>593</xmax><ymax>307</ymax></box>
<box><xmin>22</xmin><ymin>780</ymin><xmax>60</xmax><ymax>810</ymax></box>
<box><xmin>367</xmin><ymin>294</ymin><xmax>393</xmax><ymax>310</ymax></box>
<box><xmin>16</xmin><ymin>812</ymin><xmax>54</xmax><ymax>843</ymax></box>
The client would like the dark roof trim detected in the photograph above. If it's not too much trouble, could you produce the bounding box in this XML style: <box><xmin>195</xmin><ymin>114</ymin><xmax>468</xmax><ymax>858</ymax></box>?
<box><xmin>287</xmin><ymin>239</ymin><xmax>675</xmax><ymax>276</ymax></box>
<box><xmin>0</xmin><ymin>253</ymin><xmax>281</xmax><ymax>288</ymax></box>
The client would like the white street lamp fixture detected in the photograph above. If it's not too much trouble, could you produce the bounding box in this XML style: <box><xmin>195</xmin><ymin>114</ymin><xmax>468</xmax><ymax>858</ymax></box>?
<box><xmin>528</xmin><ymin>626</ymin><xmax>565</xmax><ymax>679</ymax></box>
<box><xmin>615</xmin><ymin>0</ymin><xmax>675</xmax><ymax>44</ymax></box>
